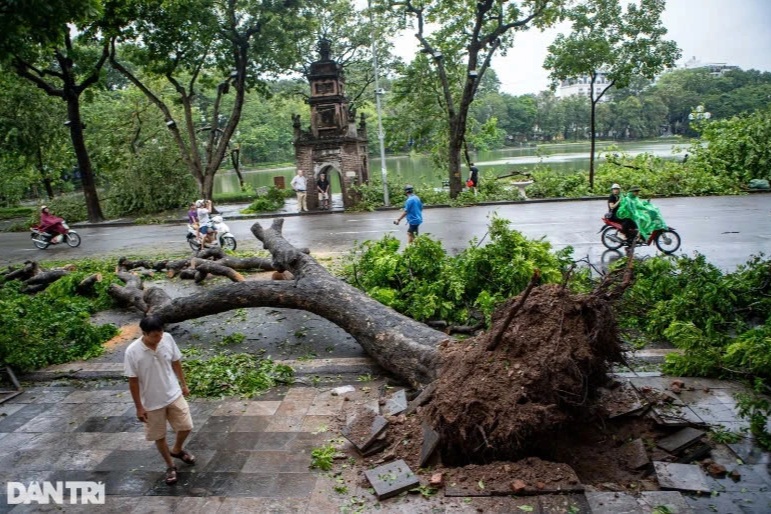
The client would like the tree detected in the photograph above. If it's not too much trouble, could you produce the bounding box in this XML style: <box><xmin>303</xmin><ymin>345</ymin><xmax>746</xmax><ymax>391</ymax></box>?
<box><xmin>0</xmin><ymin>71</ymin><xmax>70</xmax><ymax>200</ymax></box>
<box><xmin>389</xmin><ymin>0</ymin><xmax>564</xmax><ymax>197</ymax></box>
<box><xmin>110</xmin><ymin>0</ymin><xmax>315</xmax><ymax>200</ymax></box>
<box><xmin>544</xmin><ymin>0</ymin><xmax>680</xmax><ymax>189</ymax></box>
<box><xmin>0</xmin><ymin>0</ymin><xmax>110</xmax><ymax>221</ymax></box>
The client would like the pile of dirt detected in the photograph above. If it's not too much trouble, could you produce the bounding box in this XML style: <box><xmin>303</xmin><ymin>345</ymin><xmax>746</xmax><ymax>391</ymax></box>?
<box><xmin>423</xmin><ymin>283</ymin><xmax>624</xmax><ymax>465</ymax></box>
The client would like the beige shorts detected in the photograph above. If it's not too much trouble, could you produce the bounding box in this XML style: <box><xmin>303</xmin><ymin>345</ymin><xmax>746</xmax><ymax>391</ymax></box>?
<box><xmin>144</xmin><ymin>395</ymin><xmax>193</xmax><ymax>441</ymax></box>
<box><xmin>319</xmin><ymin>192</ymin><xmax>329</xmax><ymax>201</ymax></box>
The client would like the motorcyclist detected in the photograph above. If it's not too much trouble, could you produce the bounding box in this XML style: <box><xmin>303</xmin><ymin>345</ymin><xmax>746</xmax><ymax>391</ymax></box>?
<box><xmin>39</xmin><ymin>206</ymin><xmax>67</xmax><ymax>243</ymax></box>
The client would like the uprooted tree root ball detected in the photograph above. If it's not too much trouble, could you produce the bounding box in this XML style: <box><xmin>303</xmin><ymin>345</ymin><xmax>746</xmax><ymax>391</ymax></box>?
<box><xmin>424</xmin><ymin>282</ymin><xmax>625</xmax><ymax>465</ymax></box>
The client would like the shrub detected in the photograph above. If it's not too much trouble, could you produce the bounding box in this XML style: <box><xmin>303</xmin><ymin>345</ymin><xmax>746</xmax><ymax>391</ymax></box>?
<box><xmin>182</xmin><ymin>352</ymin><xmax>294</xmax><ymax>398</ymax></box>
<box><xmin>0</xmin><ymin>268</ymin><xmax>120</xmax><ymax>371</ymax></box>
<box><xmin>241</xmin><ymin>187</ymin><xmax>292</xmax><ymax>213</ymax></box>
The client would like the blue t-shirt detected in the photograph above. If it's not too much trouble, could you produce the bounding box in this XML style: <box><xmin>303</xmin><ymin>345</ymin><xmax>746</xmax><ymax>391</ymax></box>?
<box><xmin>404</xmin><ymin>195</ymin><xmax>423</xmax><ymax>226</ymax></box>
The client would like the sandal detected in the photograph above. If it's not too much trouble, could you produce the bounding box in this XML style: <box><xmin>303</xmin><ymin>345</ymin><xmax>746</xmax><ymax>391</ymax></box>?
<box><xmin>170</xmin><ymin>449</ymin><xmax>196</xmax><ymax>465</ymax></box>
<box><xmin>165</xmin><ymin>466</ymin><xmax>178</xmax><ymax>485</ymax></box>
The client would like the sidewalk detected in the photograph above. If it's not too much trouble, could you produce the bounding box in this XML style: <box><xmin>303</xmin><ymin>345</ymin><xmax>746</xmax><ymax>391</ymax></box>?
<box><xmin>1</xmin><ymin>374</ymin><xmax>770</xmax><ymax>513</ymax></box>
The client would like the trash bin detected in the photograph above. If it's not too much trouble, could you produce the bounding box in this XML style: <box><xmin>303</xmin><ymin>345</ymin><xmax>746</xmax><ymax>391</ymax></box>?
<box><xmin>274</xmin><ymin>176</ymin><xmax>286</xmax><ymax>189</ymax></box>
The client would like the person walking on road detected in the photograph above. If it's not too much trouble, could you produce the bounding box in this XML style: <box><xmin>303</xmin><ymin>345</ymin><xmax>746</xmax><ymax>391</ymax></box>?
<box><xmin>291</xmin><ymin>170</ymin><xmax>308</xmax><ymax>212</ymax></box>
<box><xmin>124</xmin><ymin>315</ymin><xmax>196</xmax><ymax>486</ymax></box>
<box><xmin>394</xmin><ymin>185</ymin><xmax>423</xmax><ymax>244</ymax></box>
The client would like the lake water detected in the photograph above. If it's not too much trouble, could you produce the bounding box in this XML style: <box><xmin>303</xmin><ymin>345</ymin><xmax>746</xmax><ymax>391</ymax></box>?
<box><xmin>214</xmin><ymin>140</ymin><xmax>685</xmax><ymax>194</ymax></box>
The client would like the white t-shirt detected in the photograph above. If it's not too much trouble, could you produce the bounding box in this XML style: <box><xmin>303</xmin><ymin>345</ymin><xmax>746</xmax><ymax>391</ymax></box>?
<box><xmin>290</xmin><ymin>175</ymin><xmax>306</xmax><ymax>192</ymax></box>
<box><xmin>124</xmin><ymin>332</ymin><xmax>183</xmax><ymax>411</ymax></box>
<box><xmin>197</xmin><ymin>207</ymin><xmax>210</xmax><ymax>225</ymax></box>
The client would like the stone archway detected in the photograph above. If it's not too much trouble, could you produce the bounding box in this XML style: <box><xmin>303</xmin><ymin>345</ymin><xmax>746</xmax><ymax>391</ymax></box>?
<box><xmin>307</xmin><ymin>163</ymin><xmax>344</xmax><ymax>210</ymax></box>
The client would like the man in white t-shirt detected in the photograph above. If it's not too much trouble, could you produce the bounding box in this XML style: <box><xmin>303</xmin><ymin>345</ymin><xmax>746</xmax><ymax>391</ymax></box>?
<box><xmin>290</xmin><ymin>170</ymin><xmax>308</xmax><ymax>212</ymax></box>
<box><xmin>124</xmin><ymin>315</ymin><xmax>195</xmax><ymax>486</ymax></box>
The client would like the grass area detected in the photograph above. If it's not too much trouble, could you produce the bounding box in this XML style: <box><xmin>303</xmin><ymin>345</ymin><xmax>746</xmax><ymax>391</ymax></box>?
<box><xmin>0</xmin><ymin>206</ymin><xmax>34</xmax><ymax>220</ymax></box>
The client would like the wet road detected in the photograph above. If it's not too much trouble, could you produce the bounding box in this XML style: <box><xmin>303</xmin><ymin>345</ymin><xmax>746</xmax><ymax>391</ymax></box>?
<box><xmin>2</xmin><ymin>195</ymin><xmax>769</xmax><ymax>270</ymax></box>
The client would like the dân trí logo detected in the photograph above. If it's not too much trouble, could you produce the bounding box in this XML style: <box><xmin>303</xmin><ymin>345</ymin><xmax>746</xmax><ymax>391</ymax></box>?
<box><xmin>7</xmin><ymin>481</ymin><xmax>105</xmax><ymax>505</ymax></box>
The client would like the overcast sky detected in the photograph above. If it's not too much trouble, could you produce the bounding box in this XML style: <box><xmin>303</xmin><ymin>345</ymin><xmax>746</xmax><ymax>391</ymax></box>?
<box><xmin>389</xmin><ymin>0</ymin><xmax>771</xmax><ymax>95</ymax></box>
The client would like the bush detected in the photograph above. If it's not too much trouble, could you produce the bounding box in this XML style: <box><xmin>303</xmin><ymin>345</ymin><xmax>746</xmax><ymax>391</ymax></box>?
<box><xmin>342</xmin><ymin>215</ymin><xmax>576</xmax><ymax>325</ymax></box>
<box><xmin>0</xmin><ymin>207</ymin><xmax>34</xmax><ymax>220</ymax></box>
<box><xmin>182</xmin><ymin>352</ymin><xmax>294</xmax><ymax>398</ymax></box>
<box><xmin>526</xmin><ymin>152</ymin><xmax>744</xmax><ymax>199</ymax></box>
<box><xmin>0</xmin><ymin>265</ymin><xmax>121</xmax><ymax>371</ymax></box>
<box><xmin>691</xmin><ymin>105</ymin><xmax>771</xmax><ymax>184</ymax></box>
<box><xmin>241</xmin><ymin>187</ymin><xmax>292</xmax><ymax>213</ymax></box>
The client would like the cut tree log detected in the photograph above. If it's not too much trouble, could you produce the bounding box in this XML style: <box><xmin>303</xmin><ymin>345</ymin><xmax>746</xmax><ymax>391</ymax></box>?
<box><xmin>76</xmin><ymin>273</ymin><xmax>103</xmax><ymax>296</ymax></box>
<box><xmin>107</xmin><ymin>218</ymin><xmax>446</xmax><ymax>387</ymax></box>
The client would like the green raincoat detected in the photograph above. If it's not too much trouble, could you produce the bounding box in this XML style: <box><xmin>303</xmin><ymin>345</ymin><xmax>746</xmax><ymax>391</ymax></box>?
<box><xmin>616</xmin><ymin>194</ymin><xmax>668</xmax><ymax>239</ymax></box>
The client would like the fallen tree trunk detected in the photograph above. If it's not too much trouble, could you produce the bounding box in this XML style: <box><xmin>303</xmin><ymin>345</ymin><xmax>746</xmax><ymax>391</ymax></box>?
<box><xmin>108</xmin><ymin>219</ymin><xmax>446</xmax><ymax>387</ymax></box>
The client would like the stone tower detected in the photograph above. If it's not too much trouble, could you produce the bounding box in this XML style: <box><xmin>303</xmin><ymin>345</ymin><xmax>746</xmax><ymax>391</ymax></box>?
<box><xmin>293</xmin><ymin>39</ymin><xmax>369</xmax><ymax>209</ymax></box>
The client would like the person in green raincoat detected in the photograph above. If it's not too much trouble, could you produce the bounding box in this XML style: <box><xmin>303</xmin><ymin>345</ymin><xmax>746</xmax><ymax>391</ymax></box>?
<box><xmin>616</xmin><ymin>186</ymin><xmax>668</xmax><ymax>241</ymax></box>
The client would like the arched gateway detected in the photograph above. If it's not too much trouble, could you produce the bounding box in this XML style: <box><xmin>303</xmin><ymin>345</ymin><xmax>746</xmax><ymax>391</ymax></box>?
<box><xmin>292</xmin><ymin>40</ymin><xmax>370</xmax><ymax>210</ymax></box>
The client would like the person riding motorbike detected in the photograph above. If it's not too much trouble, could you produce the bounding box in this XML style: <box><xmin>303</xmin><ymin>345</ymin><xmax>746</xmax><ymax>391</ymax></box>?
<box><xmin>616</xmin><ymin>185</ymin><xmax>640</xmax><ymax>240</ymax></box>
<box><xmin>39</xmin><ymin>206</ymin><xmax>68</xmax><ymax>243</ymax></box>
<box><xmin>196</xmin><ymin>199</ymin><xmax>216</xmax><ymax>246</ymax></box>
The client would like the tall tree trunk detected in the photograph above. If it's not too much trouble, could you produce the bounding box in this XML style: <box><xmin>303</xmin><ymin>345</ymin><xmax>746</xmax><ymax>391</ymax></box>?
<box><xmin>202</xmin><ymin>173</ymin><xmax>215</xmax><ymax>202</ymax></box>
<box><xmin>448</xmin><ymin>119</ymin><xmax>464</xmax><ymax>197</ymax></box>
<box><xmin>589</xmin><ymin>98</ymin><xmax>597</xmax><ymax>191</ymax></box>
<box><xmin>66</xmin><ymin>94</ymin><xmax>104</xmax><ymax>223</ymax></box>
<box><xmin>109</xmin><ymin>218</ymin><xmax>444</xmax><ymax>387</ymax></box>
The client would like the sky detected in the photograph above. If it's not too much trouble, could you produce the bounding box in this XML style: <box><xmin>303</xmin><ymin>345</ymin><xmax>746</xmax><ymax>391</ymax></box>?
<box><xmin>389</xmin><ymin>0</ymin><xmax>771</xmax><ymax>95</ymax></box>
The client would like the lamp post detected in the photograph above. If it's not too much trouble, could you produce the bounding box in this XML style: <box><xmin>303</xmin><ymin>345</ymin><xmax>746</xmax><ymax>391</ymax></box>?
<box><xmin>368</xmin><ymin>0</ymin><xmax>389</xmax><ymax>206</ymax></box>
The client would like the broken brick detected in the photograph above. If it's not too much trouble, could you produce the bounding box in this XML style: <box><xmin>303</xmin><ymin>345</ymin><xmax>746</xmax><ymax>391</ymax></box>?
<box><xmin>429</xmin><ymin>473</ymin><xmax>443</xmax><ymax>486</ymax></box>
<box><xmin>510</xmin><ymin>479</ymin><xmax>527</xmax><ymax>493</ymax></box>
<box><xmin>705</xmin><ymin>462</ymin><xmax>727</xmax><ymax>477</ymax></box>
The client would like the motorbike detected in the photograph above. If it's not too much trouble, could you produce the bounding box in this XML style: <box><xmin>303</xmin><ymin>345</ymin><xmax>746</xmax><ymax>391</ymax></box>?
<box><xmin>599</xmin><ymin>218</ymin><xmax>681</xmax><ymax>255</ymax></box>
<box><xmin>30</xmin><ymin>221</ymin><xmax>82</xmax><ymax>250</ymax></box>
<box><xmin>186</xmin><ymin>215</ymin><xmax>237</xmax><ymax>251</ymax></box>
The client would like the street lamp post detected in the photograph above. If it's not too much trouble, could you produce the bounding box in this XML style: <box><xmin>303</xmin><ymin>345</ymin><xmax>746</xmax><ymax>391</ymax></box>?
<box><xmin>368</xmin><ymin>0</ymin><xmax>389</xmax><ymax>206</ymax></box>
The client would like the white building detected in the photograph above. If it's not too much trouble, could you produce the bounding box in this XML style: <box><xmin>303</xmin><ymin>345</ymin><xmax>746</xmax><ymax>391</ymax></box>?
<box><xmin>556</xmin><ymin>72</ymin><xmax>612</xmax><ymax>101</ymax></box>
<box><xmin>682</xmin><ymin>56</ymin><xmax>738</xmax><ymax>77</ymax></box>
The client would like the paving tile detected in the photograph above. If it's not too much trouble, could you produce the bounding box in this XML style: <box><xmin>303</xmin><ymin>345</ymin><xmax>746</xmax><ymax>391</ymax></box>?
<box><xmin>275</xmin><ymin>401</ymin><xmax>312</xmax><ymax>417</ymax></box>
<box><xmin>364</xmin><ymin>459</ymin><xmax>419</xmax><ymax>500</ymax></box>
<box><xmin>242</xmin><ymin>451</ymin><xmax>312</xmax><ymax>473</ymax></box>
<box><xmin>0</xmin><ymin>404</ymin><xmax>25</xmax><ymax>418</ymax></box>
<box><xmin>244</xmin><ymin>401</ymin><xmax>282</xmax><ymax>416</ymax></box>
<box><xmin>231</xmin><ymin>415</ymin><xmax>271</xmax><ymax>432</ymax></box>
<box><xmin>103</xmin><ymin>470</ymin><xmax>163</xmax><ymax>496</ymax></box>
<box><xmin>130</xmin><ymin>495</ymin><xmax>182</xmax><ymax>513</ymax></box>
<box><xmin>383</xmin><ymin>389</ymin><xmax>408</xmax><ymax>416</ymax></box>
<box><xmin>283</xmin><ymin>387</ymin><xmax>318</xmax><ymax>402</ymax></box>
<box><xmin>657</xmin><ymin>427</ymin><xmax>706</xmax><ymax>453</ymax></box>
<box><xmin>199</xmin><ymin>450</ymin><xmax>251</xmax><ymax>473</ymax></box>
<box><xmin>211</xmin><ymin>400</ymin><xmax>250</xmax><ymax>416</ymax></box>
<box><xmin>0</xmin><ymin>404</ymin><xmax>51</xmax><ymax>432</ymax></box>
<box><xmin>145</xmin><ymin>470</ymin><xmax>196</xmax><ymax>496</ymax></box>
<box><xmin>269</xmin><ymin>472</ymin><xmax>317</xmax><ymax>498</ymax></box>
<box><xmin>188</xmin><ymin>472</ymin><xmax>239</xmax><ymax>496</ymax></box>
<box><xmin>197</xmin><ymin>416</ymin><xmax>240</xmax><ymax>432</ymax></box>
<box><xmin>306</xmin><ymin>392</ymin><xmax>344</xmax><ymax>416</ymax></box>
<box><xmin>585</xmin><ymin>492</ymin><xmax>642</xmax><ymax>513</ymax></box>
<box><xmin>94</xmin><ymin>449</ymin><xmax>164</xmax><ymax>471</ymax></box>
<box><xmin>299</xmin><ymin>415</ymin><xmax>333</xmax><ymax>434</ymax></box>
<box><xmin>0</xmin><ymin>433</ymin><xmax>44</xmax><ymax>452</ymax></box>
<box><xmin>75</xmin><ymin>415</ymin><xmax>145</xmax><ymax>433</ymax></box>
<box><xmin>265</xmin><ymin>415</ymin><xmax>305</xmax><ymax>432</ymax></box>
<box><xmin>286</xmin><ymin>432</ymin><xmax>326</xmax><ymax>452</ymax></box>
<box><xmin>620</xmin><ymin>438</ymin><xmax>650</xmax><ymax>470</ymax></box>
<box><xmin>14</xmin><ymin>414</ymin><xmax>85</xmax><ymax>433</ymax></box>
<box><xmin>639</xmin><ymin>491</ymin><xmax>693</xmax><ymax>513</ymax></box>
<box><xmin>40</xmin><ymin>496</ymin><xmax>142</xmax><ymax>513</ymax></box>
<box><xmin>654</xmin><ymin>461</ymin><xmax>711</xmax><ymax>493</ymax></box>
<box><xmin>71</xmin><ymin>432</ymin><xmax>147</xmax><ymax>450</ymax></box>
<box><xmin>48</xmin><ymin>449</ymin><xmax>113</xmax><ymax>471</ymax></box>
<box><xmin>173</xmin><ymin>496</ymin><xmax>226</xmax><ymax>513</ymax></box>
<box><xmin>227</xmin><ymin>473</ymin><xmax>278</xmax><ymax>497</ymax></box>
<box><xmin>13</xmin><ymin>390</ymin><xmax>73</xmax><ymax>404</ymax></box>
<box><xmin>219</xmin><ymin>497</ymin><xmax>271</xmax><ymax>513</ymax></box>
<box><xmin>540</xmin><ymin>494</ymin><xmax>591</xmax><ymax>514</ymax></box>
<box><xmin>254</xmin><ymin>497</ymin><xmax>310</xmax><ymax>513</ymax></box>
<box><xmin>254</xmin><ymin>432</ymin><xmax>297</xmax><ymax>451</ymax></box>
<box><xmin>0</xmin><ymin>450</ymin><xmax>47</xmax><ymax>471</ymax></box>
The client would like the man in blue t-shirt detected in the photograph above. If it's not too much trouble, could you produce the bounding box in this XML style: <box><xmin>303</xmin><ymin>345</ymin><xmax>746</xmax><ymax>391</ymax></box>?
<box><xmin>394</xmin><ymin>185</ymin><xmax>423</xmax><ymax>243</ymax></box>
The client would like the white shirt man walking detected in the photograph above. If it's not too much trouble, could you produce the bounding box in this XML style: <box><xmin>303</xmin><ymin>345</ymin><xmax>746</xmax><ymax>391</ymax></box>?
<box><xmin>124</xmin><ymin>315</ymin><xmax>195</xmax><ymax>486</ymax></box>
<box><xmin>290</xmin><ymin>170</ymin><xmax>308</xmax><ymax>212</ymax></box>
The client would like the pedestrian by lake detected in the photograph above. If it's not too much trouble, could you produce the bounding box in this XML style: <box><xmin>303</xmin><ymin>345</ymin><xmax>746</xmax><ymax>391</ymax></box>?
<box><xmin>124</xmin><ymin>315</ymin><xmax>196</xmax><ymax>486</ymax></box>
<box><xmin>394</xmin><ymin>184</ymin><xmax>423</xmax><ymax>244</ymax></box>
<box><xmin>317</xmin><ymin>172</ymin><xmax>330</xmax><ymax>210</ymax></box>
<box><xmin>291</xmin><ymin>170</ymin><xmax>308</xmax><ymax>212</ymax></box>
<box><xmin>468</xmin><ymin>163</ymin><xmax>479</xmax><ymax>195</ymax></box>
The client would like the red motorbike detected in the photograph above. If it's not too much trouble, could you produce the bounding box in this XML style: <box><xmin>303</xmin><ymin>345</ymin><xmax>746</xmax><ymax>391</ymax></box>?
<box><xmin>599</xmin><ymin>218</ymin><xmax>681</xmax><ymax>254</ymax></box>
<box><xmin>30</xmin><ymin>221</ymin><xmax>82</xmax><ymax>250</ymax></box>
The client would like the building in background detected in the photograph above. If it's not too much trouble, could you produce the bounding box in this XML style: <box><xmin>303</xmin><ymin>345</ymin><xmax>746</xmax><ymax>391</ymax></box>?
<box><xmin>682</xmin><ymin>56</ymin><xmax>738</xmax><ymax>77</ymax></box>
<box><xmin>556</xmin><ymin>72</ymin><xmax>612</xmax><ymax>101</ymax></box>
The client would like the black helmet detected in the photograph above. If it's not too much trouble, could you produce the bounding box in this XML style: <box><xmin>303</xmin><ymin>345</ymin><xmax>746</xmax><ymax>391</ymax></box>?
<box><xmin>404</xmin><ymin>185</ymin><xmax>414</xmax><ymax>193</ymax></box>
